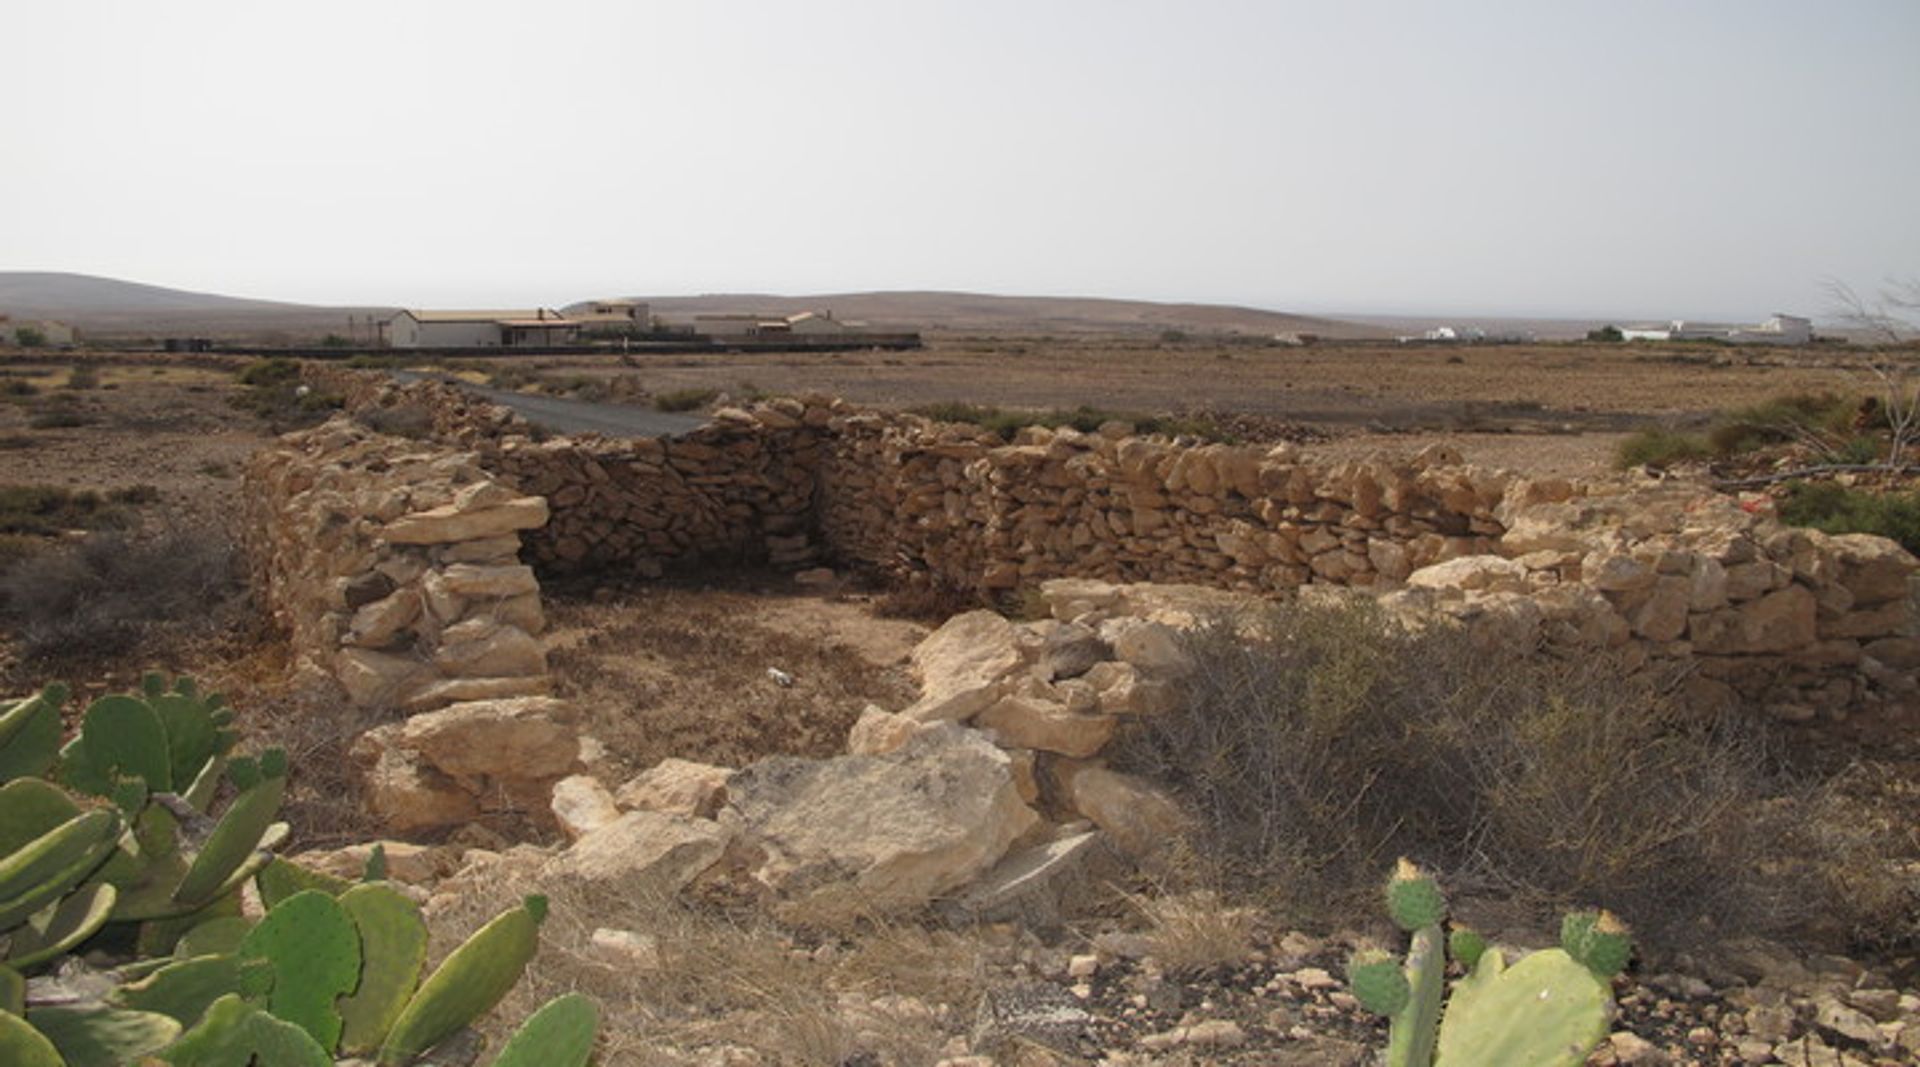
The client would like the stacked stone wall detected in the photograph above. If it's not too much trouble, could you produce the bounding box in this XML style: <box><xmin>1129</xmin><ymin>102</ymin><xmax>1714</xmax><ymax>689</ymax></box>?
<box><xmin>302</xmin><ymin>369</ymin><xmax>1918</xmax><ymax>721</ymax></box>
<box><xmin>244</xmin><ymin>418</ymin><xmax>553</xmax><ymax>713</ymax></box>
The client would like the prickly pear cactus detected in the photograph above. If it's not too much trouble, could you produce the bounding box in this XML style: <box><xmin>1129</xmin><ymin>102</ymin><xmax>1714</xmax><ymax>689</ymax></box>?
<box><xmin>160</xmin><ymin>992</ymin><xmax>332</xmax><ymax>1067</ymax></box>
<box><xmin>1434</xmin><ymin>947</ymin><xmax>1613</xmax><ymax>1067</ymax></box>
<box><xmin>237</xmin><ymin>889</ymin><xmax>362</xmax><ymax>1051</ymax></box>
<box><xmin>1347</xmin><ymin>861</ymin><xmax>1627</xmax><ymax>1067</ymax></box>
<box><xmin>377</xmin><ymin>895</ymin><xmax>549</xmax><ymax>1066</ymax></box>
<box><xmin>170</xmin><ymin>750</ymin><xmax>289</xmax><ymax>910</ymax></box>
<box><xmin>336</xmin><ymin>882</ymin><xmax>430</xmax><ymax>1056</ymax></box>
<box><xmin>487</xmin><ymin>993</ymin><xmax>599</xmax><ymax>1067</ymax></box>
<box><xmin>0</xmin><ymin>1008</ymin><xmax>63</xmax><ymax>1067</ymax></box>
<box><xmin>0</xmin><ymin>685</ymin><xmax>64</xmax><ymax>785</ymax></box>
<box><xmin>60</xmin><ymin>695</ymin><xmax>174</xmax><ymax>796</ymax></box>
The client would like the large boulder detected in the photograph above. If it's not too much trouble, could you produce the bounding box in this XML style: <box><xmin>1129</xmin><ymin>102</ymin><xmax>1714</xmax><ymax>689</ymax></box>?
<box><xmin>723</xmin><ymin>723</ymin><xmax>1040</xmax><ymax>912</ymax></box>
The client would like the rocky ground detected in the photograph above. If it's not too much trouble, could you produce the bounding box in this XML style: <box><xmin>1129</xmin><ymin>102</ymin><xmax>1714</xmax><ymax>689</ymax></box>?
<box><xmin>1</xmin><ymin>352</ymin><xmax>1916</xmax><ymax>1065</ymax></box>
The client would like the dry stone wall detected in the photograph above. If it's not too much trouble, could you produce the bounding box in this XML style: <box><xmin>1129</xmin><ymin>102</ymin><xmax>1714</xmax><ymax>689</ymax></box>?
<box><xmin>303</xmin><ymin>369</ymin><xmax>1917</xmax><ymax>720</ymax></box>
<box><xmin>244</xmin><ymin>417</ymin><xmax>553</xmax><ymax>713</ymax></box>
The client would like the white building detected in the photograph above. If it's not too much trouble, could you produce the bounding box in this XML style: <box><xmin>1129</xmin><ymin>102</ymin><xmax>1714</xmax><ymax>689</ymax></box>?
<box><xmin>686</xmin><ymin>310</ymin><xmax>866</xmax><ymax>340</ymax></box>
<box><xmin>387</xmin><ymin>309</ymin><xmax>578</xmax><ymax>348</ymax></box>
<box><xmin>1621</xmin><ymin>313</ymin><xmax>1812</xmax><ymax>345</ymax></box>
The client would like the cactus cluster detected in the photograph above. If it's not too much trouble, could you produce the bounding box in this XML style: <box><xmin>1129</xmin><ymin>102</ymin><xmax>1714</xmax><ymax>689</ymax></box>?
<box><xmin>0</xmin><ymin>675</ymin><xmax>599</xmax><ymax>1066</ymax></box>
<box><xmin>1347</xmin><ymin>859</ymin><xmax>1630</xmax><ymax>1067</ymax></box>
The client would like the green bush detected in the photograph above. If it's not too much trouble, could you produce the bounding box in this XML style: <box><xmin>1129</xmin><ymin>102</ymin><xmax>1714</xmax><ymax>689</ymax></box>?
<box><xmin>1586</xmin><ymin>325</ymin><xmax>1624</xmax><ymax>343</ymax></box>
<box><xmin>1777</xmin><ymin>481</ymin><xmax>1920</xmax><ymax>553</ymax></box>
<box><xmin>1613</xmin><ymin>427</ymin><xmax>1710</xmax><ymax>469</ymax></box>
<box><xmin>13</xmin><ymin>326</ymin><xmax>47</xmax><ymax>347</ymax></box>
<box><xmin>1707</xmin><ymin>390</ymin><xmax>1859</xmax><ymax>457</ymax></box>
<box><xmin>655</xmin><ymin>387</ymin><xmax>719</xmax><ymax>412</ymax></box>
<box><xmin>236</xmin><ymin>357</ymin><xmax>303</xmax><ymax>387</ymax></box>
<box><xmin>1107</xmin><ymin>598</ymin><xmax>1835</xmax><ymax>946</ymax></box>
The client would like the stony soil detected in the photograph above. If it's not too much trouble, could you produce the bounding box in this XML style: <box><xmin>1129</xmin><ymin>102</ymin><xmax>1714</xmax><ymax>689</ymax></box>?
<box><xmin>2</xmin><ymin>350</ymin><xmax>1916</xmax><ymax>1065</ymax></box>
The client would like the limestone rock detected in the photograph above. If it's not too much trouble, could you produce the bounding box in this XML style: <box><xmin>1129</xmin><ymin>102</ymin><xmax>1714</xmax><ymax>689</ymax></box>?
<box><xmin>974</xmin><ymin>694</ymin><xmax>1116</xmax><ymax>758</ymax></box>
<box><xmin>1100</xmin><ymin>618</ymin><xmax>1195</xmax><ymax>676</ymax></box>
<box><xmin>724</xmin><ymin>723</ymin><xmax>1040</xmax><ymax>911</ymax></box>
<box><xmin>358</xmin><ymin>744</ymin><xmax>478</xmax><ymax>833</ymax></box>
<box><xmin>1049</xmin><ymin>762</ymin><xmax>1190</xmax><ymax>862</ymax></box>
<box><xmin>399</xmin><ymin>696</ymin><xmax>578</xmax><ymax>782</ymax></box>
<box><xmin>615</xmin><ymin>758</ymin><xmax>734</xmax><ymax>819</ymax></box>
<box><xmin>543</xmin><ymin>810</ymin><xmax>732</xmax><ymax>894</ymax></box>
<box><xmin>903</xmin><ymin>610</ymin><xmax>1024</xmax><ymax>722</ymax></box>
<box><xmin>846</xmin><ymin>706</ymin><xmax>926</xmax><ymax>757</ymax></box>
<box><xmin>1406</xmin><ymin>555</ymin><xmax>1528</xmax><ymax>594</ymax></box>
<box><xmin>551</xmin><ymin>774</ymin><xmax>623</xmax><ymax>841</ymax></box>
<box><xmin>382</xmin><ymin>493</ymin><xmax>549</xmax><ymax>545</ymax></box>
<box><xmin>944</xmin><ymin>831</ymin><xmax>1117</xmax><ymax>927</ymax></box>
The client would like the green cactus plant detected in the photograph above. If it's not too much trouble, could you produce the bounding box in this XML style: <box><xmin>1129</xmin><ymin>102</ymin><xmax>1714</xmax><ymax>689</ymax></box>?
<box><xmin>487</xmin><ymin>992</ymin><xmax>599</xmax><ymax>1067</ymax></box>
<box><xmin>336</xmin><ymin>882</ymin><xmax>430</xmax><ymax>1056</ymax></box>
<box><xmin>236</xmin><ymin>889</ymin><xmax>363</xmax><ymax>1051</ymax></box>
<box><xmin>376</xmin><ymin>895</ymin><xmax>549</xmax><ymax>1066</ymax></box>
<box><xmin>1346</xmin><ymin>860</ymin><xmax>1629</xmax><ymax>1067</ymax></box>
<box><xmin>0</xmin><ymin>676</ymin><xmax>598</xmax><ymax>1066</ymax></box>
<box><xmin>0</xmin><ymin>686</ymin><xmax>65</xmax><ymax>785</ymax></box>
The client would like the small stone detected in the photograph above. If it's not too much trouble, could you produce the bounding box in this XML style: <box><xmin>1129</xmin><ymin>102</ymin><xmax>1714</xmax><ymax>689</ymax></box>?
<box><xmin>1067</xmin><ymin>954</ymin><xmax>1099</xmax><ymax>979</ymax></box>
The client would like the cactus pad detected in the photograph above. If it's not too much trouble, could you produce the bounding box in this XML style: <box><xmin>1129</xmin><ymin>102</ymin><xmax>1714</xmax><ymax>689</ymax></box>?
<box><xmin>6</xmin><ymin>882</ymin><xmax>117</xmax><ymax>970</ymax></box>
<box><xmin>336</xmin><ymin>882</ymin><xmax>430</xmax><ymax>1056</ymax></box>
<box><xmin>377</xmin><ymin>895</ymin><xmax>547</xmax><ymax>1065</ymax></box>
<box><xmin>27</xmin><ymin>1004</ymin><xmax>184</xmax><ymax>1067</ymax></box>
<box><xmin>160</xmin><ymin>992</ymin><xmax>333</xmax><ymax>1067</ymax></box>
<box><xmin>238</xmin><ymin>889</ymin><xmax>363</xmax><ymax>1051</ymax></box>
<box><xmin>1385</xmin><ymin>858</ymin><xmax>1446</xmax><ymax>931</ymax></box>
<box><xmin>0</xmin><ymin>687</ymin><xmax>63</xmax><ymax>785</ymax></box>
<box><xmin>62</xmin><ymin>695</ymin><xmax>173</xmax><ymax>796</ymax></box>
<box><xmin>171</xmin><ymin>756</ymin><xmax>287</xmax><ymax>909</ymax></box>
<box><xmin>1347</xmin><ymin>949</ymin><xmax>1411</xmax><ymax>1016</ymax></box>
<box><xmin>488</xmin><ymin>992</ymin><xmax>600</xmax><ymax>1067</ymax></box>
<box><xmin>1561</xmin><ymin>909</ymin><xmax>1632</xmax><ymax>978</ymax></box>
<box><xmin>0</xmin><ymin>1009</ymin><xmax>63</xmax><ymax>1067</ymax></box>
<box><xmin>1447</xmin><ymin>925</ymin><xmax>1487</xmax><ymax>971</ymax></box>
<box><xmin>1435</xmin><ymin>947</ymin><xmax>1613</xmax><ymax>1067</ymax></box>
<box><xmin>113</xmin><ymin>953</ymin><xmax>275</xmax><ymax>1025</ymax></box>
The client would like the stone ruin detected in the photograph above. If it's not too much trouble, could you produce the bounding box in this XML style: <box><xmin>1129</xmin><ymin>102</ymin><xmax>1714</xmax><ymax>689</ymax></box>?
<box><xmin>242</xmin><ymin>368</ymin><xmax>1920</xmax><ymax>915</ymax></box>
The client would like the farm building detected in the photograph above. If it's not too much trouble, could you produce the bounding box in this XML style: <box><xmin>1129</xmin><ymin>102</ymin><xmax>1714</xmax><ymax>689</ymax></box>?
<box><xmin>685</xmin><ymin>310</ymin><xmax>867</xmax><ymax>340</ymax></box>
<box><xmin>1621</xmin><ymin>313</ymin><xmax>1811</xmax><ymax>345</ymax></box>
<box><xmin>569</xmin><ymin>300</ymin><xmax>653</xmax><ymax>335</ymax></box>
<box><xmin>386</xmin><ymin>309</ymin><xmax>579</xmax><ymax>349</ymax></box>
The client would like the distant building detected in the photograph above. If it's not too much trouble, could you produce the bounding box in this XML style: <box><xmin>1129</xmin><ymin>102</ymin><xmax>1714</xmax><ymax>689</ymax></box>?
<box><xmin>569</xmin><ymin>300</ymin><xmax>653</xmax><ymax>335</ymax></box>
<box><xmin>685</xmin><ymin>310</ymin><xmax>866</xmax><ymax>340</ymax></box>
<box><xmin>1621</xmin><ymin>313</ymin><xmax>1811</xmax><ymax>345</ymax></box>
<box><xmin>0</xmin><ymin>316</ymin><xmax>77</xmax><ymax>346</ymax></box>
<box><xmin>386</xmin><ymin>309</ymin><xmax>578</xmax><ymax>348</ymax></box>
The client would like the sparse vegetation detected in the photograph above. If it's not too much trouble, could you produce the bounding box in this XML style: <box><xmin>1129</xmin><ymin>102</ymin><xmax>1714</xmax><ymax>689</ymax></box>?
<box><xmin>229</xmin><ymin>357</ymin><xmax>343</xmax><ymax>429</ymax></box>
<box><xmin>12</xmin><ymin>325</ymin><xmax>47</xmax><ymax>347</ymax></box>
<box><xmin>655</xmin><ymin>387</ymin><xmax>720</xmax><ymax>412</ymax></box>
<box><xmin>1613</xmin><ymin>426</ymin><xmax>1710</xmax><ymax>469</ymax></box>
<box><xmin>1777</xmin><ymin>480</ymin><xmax>1920</xmax><ymax>552</ymax></box>
<box><xmin>910</xmin><ymin>401</ymin><xmax>1240</xmax><ymax>443</ymax></box>
<box><xmin>0</xmin><ymin>523</ymin><xmax>243</xmax><ymax>663</ymax></box>
<box><xmin>1586</xmin><ymin>324</ymin><xmax>1624</xmax><ymax>343</ymax></box>
<box><xmin>63</xmin><ymin>364</ymin><xmax>99</xmax><ymax>390</ymax></box>
<box><xmin>1707</xmin><ymin>389</ymin><xmax>1862</xmax><ymax>458</ymax></box>
<box><xmin>0</xmin><ymin>483</ymin><xmax>139</xmax><ymax>536</ymax></box>
<box><xmin>1107</xmin><ymin>597</ymin><xmax>1873</xmax><ymax>947</ymax></box>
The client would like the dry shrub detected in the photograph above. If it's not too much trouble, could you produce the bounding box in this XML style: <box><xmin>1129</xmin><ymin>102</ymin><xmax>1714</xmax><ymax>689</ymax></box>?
<box><xmin>426</xmin><ymin>867</ymin><xmax>970</xmax><ymax>1066</ymax></box>
<box><xmin>0</xmin><ymin>524</ymin><xmax>243</xmax><ymax>666</ymax></box>
<box><xmin>1106</xmin><ymin>597</ymin><xmax>1842</xmax><ymax>948</ymax></box>
<box><xmin>244</xmin><ymin>677</ymin><xmax>392</xmax><ymax>849</ymax></box>
<box><xmin>1125</xmin><ymin>889</ymin><xmax>1257</xmax><ymax>975</ymax></box>
<box><xmin>872</xmin><ymin>576</ymin><xmax>981</xmax><ymax>622</ymax></box>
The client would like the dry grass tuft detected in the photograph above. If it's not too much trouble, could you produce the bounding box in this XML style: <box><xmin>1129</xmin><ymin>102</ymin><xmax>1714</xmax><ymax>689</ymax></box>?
<box><xmin>425</xmin><ymin>864</ymin><xmax>974</xmax><ymax>1066</ymax></box>
<box><xmin>1126</xmin><ymin>889</ymin><xmax>1258</xmax><ymax>975</ymax></box>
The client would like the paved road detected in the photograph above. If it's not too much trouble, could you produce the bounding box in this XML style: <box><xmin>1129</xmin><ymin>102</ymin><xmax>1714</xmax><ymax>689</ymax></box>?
<box><xmin>397</xmin><ymin>372</ymin><xmax>708</xmax><ymax>438</ymax></box>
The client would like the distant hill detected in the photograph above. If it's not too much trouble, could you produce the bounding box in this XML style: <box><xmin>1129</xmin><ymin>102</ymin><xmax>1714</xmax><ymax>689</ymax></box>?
<box><xmin>608</xmin><ymin>291</ymin><xmax>1389</xmax><ymax>339</ymax></box>
<box><xmin>0</xmin><ymin>272</ymin><xmax>392</xmax><ymax>340</ymax></box>
<box><xmin>1</xmin><ymin>273</ymin><xmax>1385</xmax><ymax>341</ymax></box>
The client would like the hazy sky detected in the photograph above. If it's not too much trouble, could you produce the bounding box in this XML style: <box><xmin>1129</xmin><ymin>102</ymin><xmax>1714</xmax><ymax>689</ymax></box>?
<box><xmin>4</xmin><ymin>1</ymin><xmax>1916</xmax><ymax>320</ymax></box>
